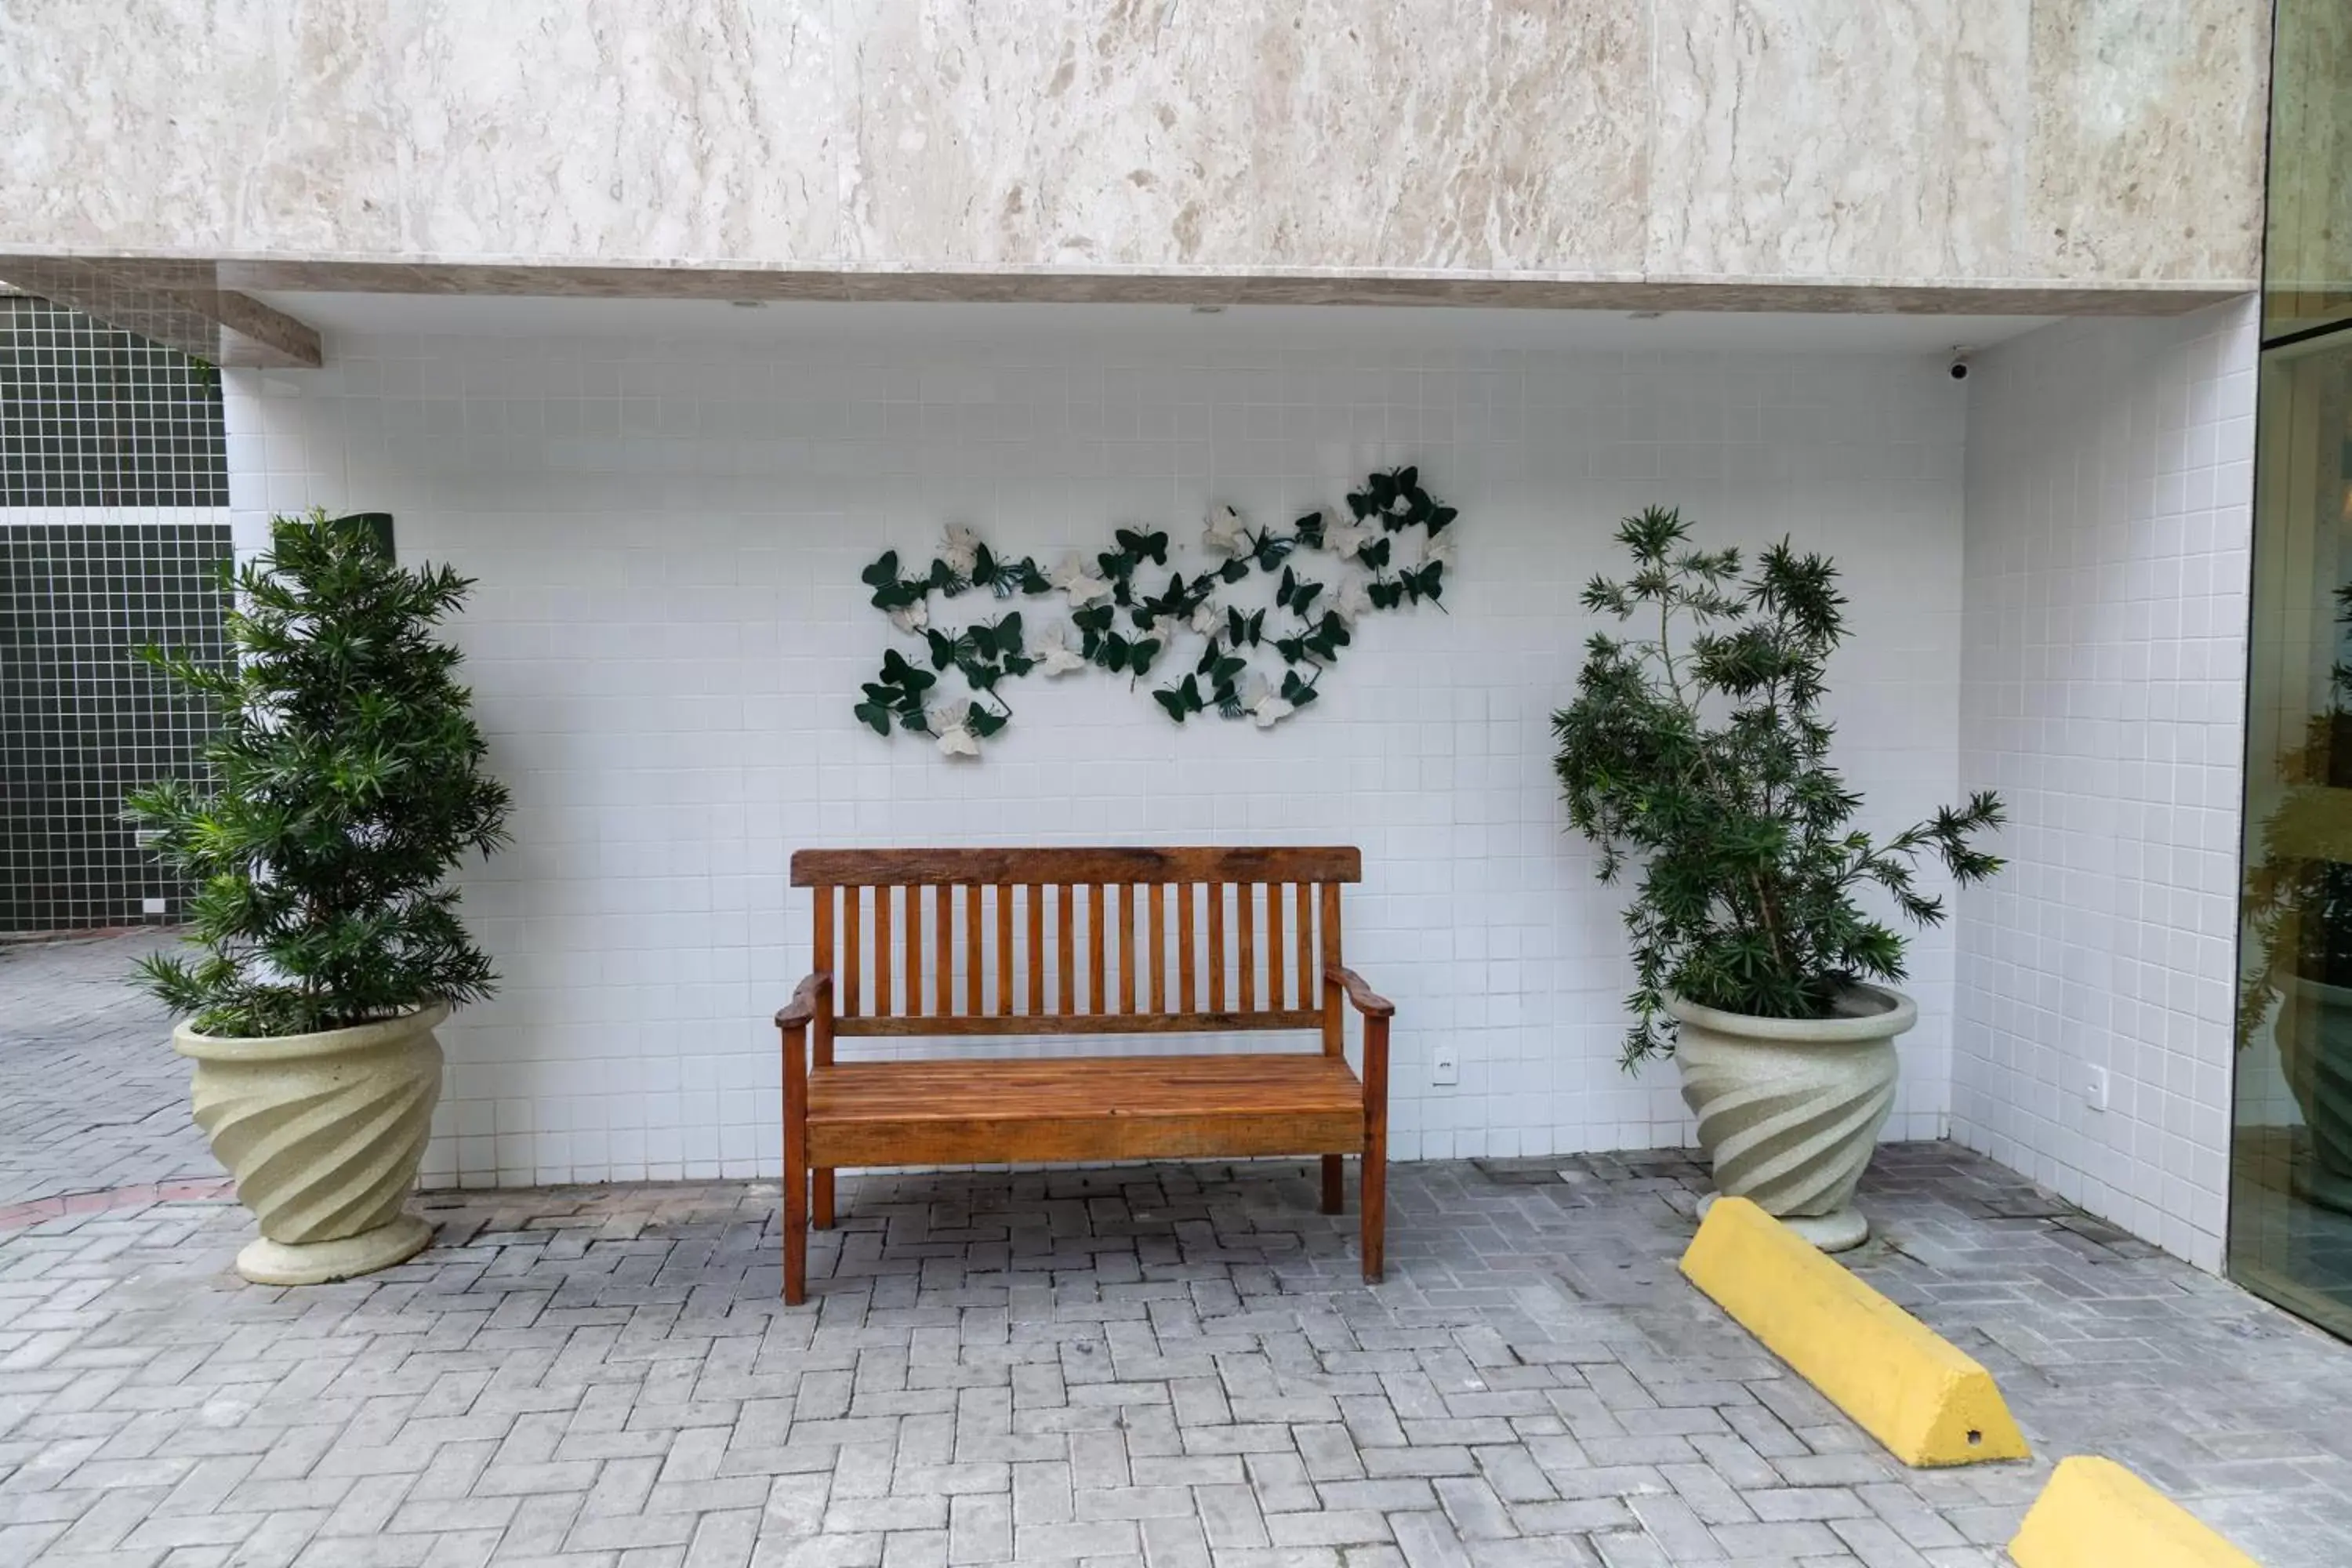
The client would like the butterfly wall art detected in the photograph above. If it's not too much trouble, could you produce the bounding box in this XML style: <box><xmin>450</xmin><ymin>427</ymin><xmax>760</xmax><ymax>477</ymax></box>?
<box><xmin>852</xmin><ymin>466</ymin><xmax>1457</xmax><ymax>758</ymax></box>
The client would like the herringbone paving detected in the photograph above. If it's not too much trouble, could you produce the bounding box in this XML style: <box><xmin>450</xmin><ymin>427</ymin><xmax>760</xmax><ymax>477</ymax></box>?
<box><xmin>5</xmin><ymin>1151</ymin><xmax>2350</xmax><ymax>1567</ymax></box>
<box><xmin>5</xmin><ymin>931</ymin><xmax>2350</xmax><ymax>1566</ymax></box>
<box><xmin>0</xmin><ymin>931</ymin><xmax>214</xmax><ymax>1208</ymax></box>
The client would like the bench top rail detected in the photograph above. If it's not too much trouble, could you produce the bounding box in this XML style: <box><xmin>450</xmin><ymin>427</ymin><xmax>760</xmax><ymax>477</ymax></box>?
<box><xmin>792</xmin><ymin>845</ymin><xmax>1360</xmax><ymax>887</ymax></box>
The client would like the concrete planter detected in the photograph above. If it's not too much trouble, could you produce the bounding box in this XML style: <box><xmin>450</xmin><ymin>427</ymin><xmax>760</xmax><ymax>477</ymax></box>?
<box><xmin>174</xmin><ymin>1003</ymin><xmax>447</xmax><ymax>1285</ymax></box>
<box><xmin>1668</xmin><ymin>984</ymin><xmax>1916</xmax><ymax>1252</ymax></box>
<box><xmin>2283</xmin><ymin>977</ymin><xmax>2352</xmax><ymax>1214</ymax></box>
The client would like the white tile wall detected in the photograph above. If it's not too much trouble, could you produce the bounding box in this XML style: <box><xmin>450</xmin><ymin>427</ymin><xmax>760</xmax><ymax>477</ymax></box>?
<box><xmin>1951</xmin><ymin>298</ymin><xmax>2258</xmax><ymax>1271</ymax></box>
<box><xmin>223</xmin><ymin>305</ymin><xmax>1974</xmax><ymax>1189</ymax></box>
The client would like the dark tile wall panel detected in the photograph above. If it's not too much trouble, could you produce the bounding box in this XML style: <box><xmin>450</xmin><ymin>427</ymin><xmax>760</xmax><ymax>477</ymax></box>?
<box><xmin>0</xmin><ymin>525</ymin><xmax>233</xmax><ymax>932</ymax></box>
<box><xmin>1</xmin><ymin>294</ymin><xmax>228</xmax><ymax>506</ymax></box>
<box><xmin>2</xmin><ymin>292</ymin><xmax>233</xmax><ymax>933</ymax></box>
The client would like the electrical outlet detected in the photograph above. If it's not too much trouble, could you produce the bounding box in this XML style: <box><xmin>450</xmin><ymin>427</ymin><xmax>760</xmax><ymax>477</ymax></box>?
<box><xmin>140</xmin><ymin>897</ymin><xmax>167</xmax><ymax>916</ymax></box>
<box><xmin>2083</xmin><ymin>1065</ymin><xmax>2110</xmax><ymax>1113</ymax></box>
<box><xmin>1432</xmin><ymin>1044</ymin><xmax>1460</xmax><ymax>1087</ymax></box>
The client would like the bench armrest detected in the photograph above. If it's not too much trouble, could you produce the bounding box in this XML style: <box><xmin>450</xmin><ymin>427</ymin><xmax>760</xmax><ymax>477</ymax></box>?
<box><xmin>775</xmin><ymin>971</ymin><xmax>833</xmax><ymax>1030</ymax></box>
<box><xmin>1327</xmin><ymin>966</ymin><xmax>1395</xmax><ymax>1018</ymax></box>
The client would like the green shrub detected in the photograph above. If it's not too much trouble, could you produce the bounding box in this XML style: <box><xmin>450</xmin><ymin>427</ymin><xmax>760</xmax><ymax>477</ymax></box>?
<box><xmin>1552</xmin><ymin>506</ymin><xmax>2005</xmax><ymax>1068</ymax></box>
<box><xmin>127</xmin><ymin>510</ymin><xmax>510</xmax><ymax>1037</ymax></box>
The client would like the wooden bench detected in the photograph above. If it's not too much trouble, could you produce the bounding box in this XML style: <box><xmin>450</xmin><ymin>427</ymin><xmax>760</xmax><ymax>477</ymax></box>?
<box><xmin>774</xmin><ymin>846</ymin><xmax>1393</xmax><ymax>1304</ymax></box>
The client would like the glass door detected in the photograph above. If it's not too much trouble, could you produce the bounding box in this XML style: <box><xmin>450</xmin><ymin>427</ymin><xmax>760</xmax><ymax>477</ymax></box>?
<box><xmin>2229</xmin><ymin>0</ymin><xmax>2352</xmax><ymax>1336</ymax></box>
<box><xmin>2233</xmin><ymin>336</ymin><xmax>2352</xmax><ymax>1336</ymax></box>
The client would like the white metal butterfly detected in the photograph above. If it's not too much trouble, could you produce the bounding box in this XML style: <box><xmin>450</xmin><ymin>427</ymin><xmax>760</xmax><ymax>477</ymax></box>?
<box><xmin>1237</xmin><ymin>670</ymin><xmax>1294</xmax><ymax>728</ymax></box>
<box><xmin>1323</xmin><ymin>517</ymin><xmax>1372</xmax><ymax>560</ymax></box>
<box><xmin>1033</xmin><ymin>624</ymin><xmax>1088</xmax><ymax>677</ymax></box>
<box><xmin>939</xmin><ymin>524</ymin><xmax>981</xmax><ymax>576</ymax></box>
<box><xmin>1050</xmin><ymin>553</ymin><xmax>1112</xmax><ymax>606</ymax></box>
<box><xmin>1202</xmin><ymin>503</ymin><xmax>1249</xmax><ymax>558</ymax></box>
<box><xmin>928</xmin><ymin>699</ymin><xmax>982</xmax><ymax>758</ymax></box>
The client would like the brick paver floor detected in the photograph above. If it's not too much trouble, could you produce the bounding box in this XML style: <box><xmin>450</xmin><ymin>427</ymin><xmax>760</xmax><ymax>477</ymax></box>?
<box><xmin>4</xmin><ymin>931</ymin><xmax>2350</xmax><ymax>1566</ymax></box>
<box><xmin>0</xmin><ymin>931</ymin><xmax>217</xmax><ymax>1207</ymax></box>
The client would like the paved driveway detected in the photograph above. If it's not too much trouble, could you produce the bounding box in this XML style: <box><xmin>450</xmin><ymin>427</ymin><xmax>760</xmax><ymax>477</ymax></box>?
<box><xmin>2</xmin><ymin>932</ymin><xmax>2350</xmax><ymax>1566</ymax></box>
<box><xmin>0</xmin><ymin>931</ymin><xmax>220</xmax><ymax>1210</ymax></box>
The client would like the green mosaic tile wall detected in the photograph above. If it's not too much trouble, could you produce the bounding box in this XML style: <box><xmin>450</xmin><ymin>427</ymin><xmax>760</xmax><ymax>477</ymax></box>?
<box><xmin>1</xmin><ymin>296</ymin><xmax>231</xmax><ymax>932</ymax></box>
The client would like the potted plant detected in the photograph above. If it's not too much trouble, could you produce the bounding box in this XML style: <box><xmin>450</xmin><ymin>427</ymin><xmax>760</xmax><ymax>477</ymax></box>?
<box><xmin>129</xmin><ymin>510</ymin><xmax>510</xmax><ymax>1285</ymax></box>
<box><xmin>1552</xmin><ymin>508</ymin><xmax>2004</xmax><ymax>1249</ymax></box>
<box><xmin>2238</xmin><ymin>583</ymin><xmax>2352</xmax><ymax>1212</ymax></box>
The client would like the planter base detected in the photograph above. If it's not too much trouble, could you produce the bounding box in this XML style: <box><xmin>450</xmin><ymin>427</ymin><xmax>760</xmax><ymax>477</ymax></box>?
<box><xmin>235</xmin><ymin>1214</ymin><xmax>434</xmax><ymax>1286</ymax></box>
<box><xmin>178</xmin><ymin>1004</ymin><xmax>448</xmax><ymax>1288</ymax></box>
<box><xmin>1698</xmin><ymin>1192</ymin><xmax>1867</xmax><ymax>1253</ymax></box>
<box><xmin>2295</xmin><ymin>1160</ymin><xmax>2352</xmax><ymax>1218</ymax></box>
<box><xmin>1670</xmin><ymin>985</ymin><xmax>1915</xmax><ymax>1257</ymax></box>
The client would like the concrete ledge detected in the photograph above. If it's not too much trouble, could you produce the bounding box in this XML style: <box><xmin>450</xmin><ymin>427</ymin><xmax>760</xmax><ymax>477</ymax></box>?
<box><xmin>3</xmin><ymin>250</ymin><xmax>2255</xmax><ymax>318</ymax></box>
<box><xmin>0</xmin><ymin>256</ymin><xmax>322</xmax><ymax>367</ymax></box>
<box><xmin>2012</xmin><ymin>1457</ymin><xmax>2259</xmax><ymax>1567</ymax></box>
<box><xmin>1679</xmin><ymin>1196</ymin><xmax>2029</xmax><ymax>1467</ymax></box>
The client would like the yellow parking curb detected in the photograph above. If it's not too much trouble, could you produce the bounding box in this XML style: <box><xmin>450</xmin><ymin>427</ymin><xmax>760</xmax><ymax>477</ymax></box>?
<box><xmin>1679</xmin><ymin>1196</ymin><xmax>2028</xmax><ymax>1466</ymax></box>
<box><xmin>2011</xmin><ymin>1457</ymin><xmax>2260</xmax><ymax>1567</ymax></box>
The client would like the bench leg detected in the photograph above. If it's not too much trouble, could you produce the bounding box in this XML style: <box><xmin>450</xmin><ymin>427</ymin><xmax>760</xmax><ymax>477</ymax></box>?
<box><xmin>813</xmin><ymin>1170</ymin><xmax>835</xmax><ymax>1230</ymax></box>
<box><xmin>1321</xmin><ymin>1155</ymin><xmax>1345</xmax><ymax>1214</ymax></box>
<box><xmin>782</xmin><ymin>1022</ymin><xmax>809</xmax><ymax>1306</ymax></box>
<box><xmin>784</xmin><ymin>1172</ymin><xmax>808</xmax><ymax>1305</ymax></box>
<box><xmin>1361</xmin><ymin>1013</ymin><xmax>1388</xmax><ymax>1283</ymax></box>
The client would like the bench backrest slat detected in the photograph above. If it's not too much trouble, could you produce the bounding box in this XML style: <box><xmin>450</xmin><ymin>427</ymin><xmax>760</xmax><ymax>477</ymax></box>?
<box><xmin>993</xmin><ymin>886</ymin><xmax>1011</xmax><ymax>1016</ymax></box>
<box><xmin>906</xmin><ymin>884</ymin><xmax>925</xmax><ymax>1016</ymax></box>
<box><xmin>1219</xmin><ymin>884</ymin><xmax>1232</xmax><ymax>1014</ymax></box>
<box><xmin>1294</xmin><ymin>882</ymin><xmax>1314</xmax><ymax>1013</ymax></box>
<box><xmin>1272</xmin><ymin>892</ymin><xmax>1290</xmax><ymax>1010</ymax></box>
<box><xmin>795</xmin><ymin>847</ymin><xmax>1360</xmax><ymax>1036</ymax></box>
<box><xmin>1026</xmin><ymin>883</ymin><xmax>1045</xmax><ymax>1015</ymax></box>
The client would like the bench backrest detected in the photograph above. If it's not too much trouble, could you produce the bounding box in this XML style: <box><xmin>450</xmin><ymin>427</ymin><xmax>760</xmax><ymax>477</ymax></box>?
<box><xmin>791</xmin><ymin>846</ymin><xmax>1362</xmax><ymax>1039</ymax></box>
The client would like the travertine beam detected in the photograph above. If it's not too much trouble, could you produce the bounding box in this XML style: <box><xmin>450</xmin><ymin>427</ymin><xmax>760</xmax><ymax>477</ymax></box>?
<box><xmin>0</xmin><ymin>257</ymin><xmax>321</xmax><ymax>368</ymax></box>
<box><xmin>215</xmin><ymin>258</ymin><xmax>2236</xmax><ymax>318</ymax></box>
<box><xmin>0</xmin><ymin>2</ymin><xmax>2270</xmax><ymax>306</ymax></box>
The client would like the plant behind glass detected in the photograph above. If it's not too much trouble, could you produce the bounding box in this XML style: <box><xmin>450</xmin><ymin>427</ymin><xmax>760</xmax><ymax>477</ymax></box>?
<box><xmin>127</xmin><ymin>510</ymin><xmax>511</xmax><ymax>1038</ymax></box>
<box><xmin>1552</xmin><ymin>506</ymin><xmax>2005</xmax><ymax>1067</ymax></box>
<box><xmin>2238</xmin><ymin>582</ymin><xmax>2352</xmax><ymax>1048</ymax></box>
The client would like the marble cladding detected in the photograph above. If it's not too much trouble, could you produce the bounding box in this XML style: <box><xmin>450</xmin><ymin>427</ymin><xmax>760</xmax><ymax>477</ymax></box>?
<box><xmin>0</xmin><ymin>0</ymin><xmax>2269</xmax><ymax>298</ymax></box>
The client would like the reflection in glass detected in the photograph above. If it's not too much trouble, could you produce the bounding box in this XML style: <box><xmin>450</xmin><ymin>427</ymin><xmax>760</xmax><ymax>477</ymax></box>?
<box><xmin>2265</xmin><ymin>0</ymin><xmax>2352</xmax><ymax>343</ymax></box>
<box><xmin>2234</xmin><ymin>337</ymin><xmax>2352</xmax><ymax>1337</ymax></box>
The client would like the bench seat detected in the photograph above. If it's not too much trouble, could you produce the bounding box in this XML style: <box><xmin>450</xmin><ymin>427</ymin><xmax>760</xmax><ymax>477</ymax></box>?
<box><xmin>807</xmin><ymin>1053</ymin><xmax>1367</xmax><ymax>1166</ymax></box>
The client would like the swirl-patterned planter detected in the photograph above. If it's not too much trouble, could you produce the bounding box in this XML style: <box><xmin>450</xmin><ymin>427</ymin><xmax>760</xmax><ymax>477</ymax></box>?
<box><xmin>2284</xmin><ymin>978</ymin><xmax>2352</xmax><ymax>1214</ymax></box>
<box><xmin>1668</xmin><ymin>985</ymin><xmax>1915</xmax><ymax>1253</ymax></box>
<box><xmin>174</xmin><ymin>1003</ymin><xmax>447</xmax><ymax>1285</ymax></box>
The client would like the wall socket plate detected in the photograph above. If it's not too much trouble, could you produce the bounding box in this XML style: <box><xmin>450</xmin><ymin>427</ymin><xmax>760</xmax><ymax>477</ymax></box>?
<box><xmin>140</xmin><ymin>897</ymin><xmax>167</xmax><ymax>916</ymax></box>
<box><xmin>2083</xmin><ymin>1064</ymin><xmax>2110</xmax><ymax>1113</ymax></box>
<box><xmin>1432</xmin><ymin>1044</ymin><xmax>1460</xmax><ymax>1087</ymax></box>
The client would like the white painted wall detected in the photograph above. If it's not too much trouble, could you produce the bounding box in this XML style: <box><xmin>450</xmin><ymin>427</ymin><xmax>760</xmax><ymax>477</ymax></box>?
<box><xmin>1951</xmin><ymin>298</ymin><xmax>2257</xmax><ymax>1270</ymax></box>
<box><xmin>224</xmin><ymin>303</ymin><xmax>1974</xmax><ymax>1189</ymax></box>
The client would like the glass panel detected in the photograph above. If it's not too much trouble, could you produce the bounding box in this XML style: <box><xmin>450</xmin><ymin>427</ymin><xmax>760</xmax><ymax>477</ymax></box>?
<box><xmin>2234</xmin><ymin>333</ymin><xmax>2352</xmax><ymax>1337</ymax></box>
<box><xmin>2265</xmin><ymin>0</ymin><xmax>2352</xmax><ymax>343</ymax></box>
